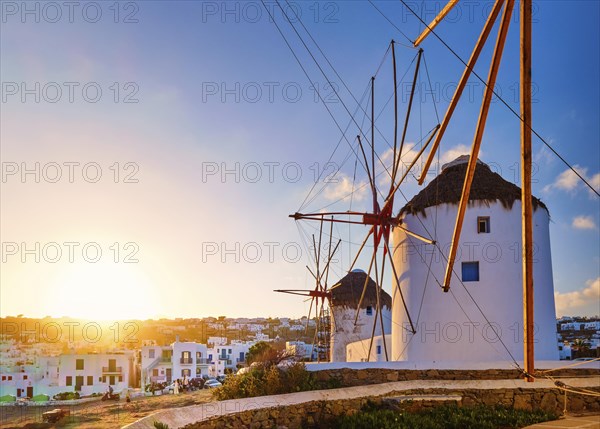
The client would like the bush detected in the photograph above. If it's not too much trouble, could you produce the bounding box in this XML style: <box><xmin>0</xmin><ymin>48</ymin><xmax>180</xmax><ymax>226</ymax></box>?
<box><xmin>212</xmin><ymin>362</ymin><xmax>338</xmax><ymax>400</ymax></box>
<box><xmin>153</xmin><ymin>422</ymin><xmax>169</xmax><ymax>429</ymax></box>
<box><xmin>330</xmin><ymin>404</ymin><xmax>557</xmax><ymax>429</ymax></box>
<box><xmin>52</xmin><ymin>391</ymin><xmax>80</xmax><ymax>401</ymax></box>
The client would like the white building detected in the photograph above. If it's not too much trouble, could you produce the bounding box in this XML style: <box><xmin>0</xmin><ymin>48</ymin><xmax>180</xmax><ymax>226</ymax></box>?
<box><xmin>286</xmin><ymin>341</ymin><xmax>316</xmax><ymax>360</ymax></box>
<box><xmin>211</xmin><ymin>341</ymin><xmax>252</xmax><ymax>376</ymax></box>
<box><xmin>391</xmin><ymin>156</ymin><xmax>559</xmax><ymax>364</ymax></box>
<box><xmin>141</xmin><ymin>340</ymin><xmax>210</xmax><ymax>387</ymax></box>
<box><xmin>559</xmin><ymin>342</ymin><xmax>573</xmax><ymax>360</ymax></box>
<box><xmin>584</xmin><ymin>322</ymin><xmax>600</xmax><ymax>331</ymax></box>
<box><xmin>347</xmin><ymin>335</ymin><xmax>392</xmax><ymax>362</ymax></box>
<box><xmin>141</xmin><ymin>339</ymin><xmax>254</xmax><ymax>388</ymax></box>
<box><xmin>0</xmin><ymin>351</ymin><xmax>136</xmax><ymax>398</ymax></box>
<box><xmin>330</xmin><ymin>270</ymin><xmax>392</xmax><ymax>362</ymax></box>
<box><xmin>207</xmin><ymin>337</ymin><xmax>227</xmax><ymax>347</ymax></box>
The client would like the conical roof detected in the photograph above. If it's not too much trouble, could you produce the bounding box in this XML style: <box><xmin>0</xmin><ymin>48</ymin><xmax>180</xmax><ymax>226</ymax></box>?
<box><xmin>330</xmin><ymin>269</ymin><xmax>392</xmax><ymax>309</ymax></box>
<box><xmin>399</xmin><ymin>155</ymin><xmax>548</xmax><ymax>217</ymax></box>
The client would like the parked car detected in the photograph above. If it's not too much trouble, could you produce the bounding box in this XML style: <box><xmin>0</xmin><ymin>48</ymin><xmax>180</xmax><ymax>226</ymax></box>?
<box><xmin>203</xmin><ymin>379</ymin><xmax>222</xmax><ymax>389</ymax></box>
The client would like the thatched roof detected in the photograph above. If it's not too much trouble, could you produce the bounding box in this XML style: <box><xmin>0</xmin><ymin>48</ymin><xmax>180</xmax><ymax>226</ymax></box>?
<box><xmin>399</xmin><ymin>156</ymin><xmax>548</xmax><ymax>217</ymax></box>
<box><xmin>330</xmin><ymin>269</ymin><xmax>392</xmax><ymax>309</ymax></box>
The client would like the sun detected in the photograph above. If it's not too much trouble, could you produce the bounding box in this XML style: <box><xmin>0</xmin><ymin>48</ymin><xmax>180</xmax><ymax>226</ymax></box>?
<box><xmin>46</xmin><ymin>263</ymin><xmax>160</xmax><ymax>321</ymax></box>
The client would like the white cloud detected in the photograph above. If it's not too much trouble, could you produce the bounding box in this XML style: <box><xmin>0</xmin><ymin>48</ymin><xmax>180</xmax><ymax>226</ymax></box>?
<box><xmin>590</xmin><ymin>172</ymin><xmax>600</xmax><ymax>196</ymax></box>
<box><xmin>543</xmin><ymin>165</ymin><xmax>599</xmax><ymax>196</ymax></box>
<box><xmin>440</xmin><ymin>144</ymin><xmax>473</xmax><ymax>165</ymax></box>
<box><xmin>377</xmin><ymin>144</ymin><xmax>422</xmax><ymax>189</ymax></box>
<box><xmin>555</xmin><ymin>277</ymin><xmax>600</xmax><ymax>317</ymax></box>
<box><xmin>323</xmin><ymin>174</ymin><xmax>368</xmax><ymax>203</ymax></box>
<box><xmin>533</xmin><ymin>144</ymin><xmax>555</xmax><ymax>166</ymax></box>
<box><xmin>572</xmin><ymin>215</ymin><xmax>597</xmax><ymax>230</ymax></box>
<box><xmin>555</xmin><ymin>165</ymin><xmax>586</xmax><ymax>191</ymax></box>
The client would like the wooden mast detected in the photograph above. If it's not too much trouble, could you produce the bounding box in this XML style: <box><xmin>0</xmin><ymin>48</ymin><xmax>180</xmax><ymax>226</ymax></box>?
<box><xmin>418</xmin><ymin>0</ymin><xmax>505</xmax><ymax>185</ymax></box>
<box><xmin>442</xmin><ymin>0</ymin><xmax>515</xmax><ymax>292</ymax></box>
<box><xmin>413</xmin><ymin>0</ymin><xmax>460</xmax><ymax>47</ymax></box>
<box><xmin>521</xmin><ymin>0</ymin><xmax>534</xmax><ymax>383</ymax></box>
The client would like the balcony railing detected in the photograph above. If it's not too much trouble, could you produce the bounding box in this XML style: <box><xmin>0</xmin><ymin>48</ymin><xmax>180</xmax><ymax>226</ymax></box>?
<box><xmin>218</xmin><ymin>355</ymin><xmax>231</xmax><ymax>360</ymax></box>
<box><xmin>196</xmin><ymin>358</ymin><xmax>210</xmax><ymax>365</ymax></box>
<box><xmin>180</xmin><ymin>358</ymin><xmax>193</xmax><ymax>364</ymax></box>
<box><xmin>102</xmin><ymin>366</ymin><xmax>122</xmax><ymax>373</ymax></box>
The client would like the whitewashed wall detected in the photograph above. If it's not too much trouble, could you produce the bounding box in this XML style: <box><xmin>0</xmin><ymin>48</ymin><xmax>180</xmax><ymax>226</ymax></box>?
<box><xmin>330</xmin><ymin>305</ymin><xmax>391</xmax><ymax>362</ymax></box>
<box><xmin>391</xmin><ymin>201</ymin><xmax>558</xmax><ymax>364</ymax></box>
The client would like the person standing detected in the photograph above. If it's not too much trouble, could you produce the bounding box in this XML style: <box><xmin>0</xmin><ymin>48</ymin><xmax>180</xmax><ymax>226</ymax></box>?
<box><xmin>182</xmin><ymin>375</ymin><xmax>189</xmax><ymax>392</ymax></box>
<box><xmin>173</xmin><ymin>379</ymin><xmax>179</xmax><ymax>395</ymax></box>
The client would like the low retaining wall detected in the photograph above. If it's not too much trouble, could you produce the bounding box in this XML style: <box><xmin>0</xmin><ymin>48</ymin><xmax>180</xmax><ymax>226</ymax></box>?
<box><xmin>311</xmin><ymin>368</ymin><xmax>600</xmax><ymax>387</ymax></box>
<box><xmin>186</xmin><ymin>386</ymin><xmax>600</xmax><ymax>429</ymax></box>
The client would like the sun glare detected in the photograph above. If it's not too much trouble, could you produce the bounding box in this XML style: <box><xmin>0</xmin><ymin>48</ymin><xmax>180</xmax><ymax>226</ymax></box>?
<box><xmin>46</xmin><ymin>263</ymin><xmax>159</xmax><ymax>321</ymax></box>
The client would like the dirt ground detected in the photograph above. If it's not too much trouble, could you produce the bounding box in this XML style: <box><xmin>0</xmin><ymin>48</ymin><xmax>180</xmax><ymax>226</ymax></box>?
<box><xmin>0</xmin><ymin>390</ymin><xmax>215</xmax><ymax>429</ymax></box>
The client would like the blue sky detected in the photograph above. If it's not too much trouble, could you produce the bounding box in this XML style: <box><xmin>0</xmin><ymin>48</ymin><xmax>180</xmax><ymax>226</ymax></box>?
<box><xmin>1</xmin><ymin>1</ymin><xmax>598</xmax><ymax>320</ymax></box>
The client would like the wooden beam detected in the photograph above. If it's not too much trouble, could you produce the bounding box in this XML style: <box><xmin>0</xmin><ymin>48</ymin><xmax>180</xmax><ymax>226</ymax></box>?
<box><xmin>382</xmin><ymin>233</ymin><xmax>416</xmax><ymax>334</ymax></box>
<box><xmin>418</xmin><ymin>0</ymin><xmax>505</xmax><ymax>185</ymax></box>
<box><xmin>396</xmin><ymin>225</ymin><xmax>436</xmax><ymax>245</ymax></box>
<box><xmin>390</xmin><ymin>40</ymin><xmax>399</xmax><ymax>190</ymax></box>
<box><xmin>413</xmin><ymin>0</ymin><xmax>461</xmax><ymax>47</ymax></box>
<box><xmin>521</xmin><ymin>0</ymin><xmax>534</xmax><ymax>383</ymax></box>
<box><xmin>442</xmin><ymin>0</ymin><xmax>514</xmax><ymax>292</ymax></box>
<box><xmin>393</xmin><ymin>49</ymin><xmax>423</xmax><ymax>182</ymax></box>
<box><xmin>385</xmin><ymin>124</ymin><xmax>440</xmax><ymax>211</ymax></box>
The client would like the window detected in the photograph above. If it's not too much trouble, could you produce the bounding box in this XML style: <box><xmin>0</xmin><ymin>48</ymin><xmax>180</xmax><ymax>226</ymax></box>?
<box><xmin>152</xmin><ymin>369</ymin><xmax>159</xmax><ymax>377</ymax></box>
<box><xmin>107</xmin><ymin>359</ymin><xmax>116</xmax><ymax>372</ymax></box>
<box><xmin>228</xmin><ymin>349</ymin><xmax>232</xmax><ymax>354</ymax></box>
<box><xmin>66</xmin><ymin>376</ymin><xmax>72</xmax><ymax>386</ymax></box>
<box><xmin>376</xmin><ymin>345</ymin><xmax>381</xmax><ymax>355</ymax></box>
<box><xmin>477</xmin><ymin>217</ymin><xmax>490</xmax><ymax>233</ymax></box>
<box><xmin>8</xmin><ymin>376</ymin><xmax>12</xmax><ymax>381</ymax></box>
<box><xmin>119</xmin><ymin>375</ymin><xmax>123</xmax><ymax>382</ymax></box>
<box><xmin>181</xmin><ymin>369</ymin><xmax>191</xmax><ymax>377</ymax></box>
<box><xmin>1</xmin><ymin>376</ymin><xmax>5</xmax><ymax>381</ymax></box>
<box><xmin>462</xmin><ymin>261</ymin><xmax>480</xmax><ymax>282</ymax></box>
<box><xmin>149</xmin><ymin>349</ymin><xmax>155</xmax><ymax>359</ymax></box>
<box><xmin>75</xmin><ymin>376</ymin><xmax>84</xmax><ymax>390</ymax></box>
<box><xmin>87</xmin><ymin>376</ymin><xmax>93</xmax><ymax>386</ymax></box>
<box><xmin>109</xmin><ymin>375</ymin><xmax>115</xmax><ymax>385</ymax></box>
<box><xmin>196</xmin><ymin>351</ymin><xmax>202</xmax><ymax>359</ymax></box>
<box><xmin>366</xmin><ymin>306</ymin><xmax>373</xmax><ymax>316</ymax></box>
<box><xmin>76</xmin><ymin>359</ymin><xmax>84</xmax><ymax>370</ymax></box>
<box><xmin>23</xmin><ymin>375</ymin><xmax>27</xmax><ymax>380</ymax></box>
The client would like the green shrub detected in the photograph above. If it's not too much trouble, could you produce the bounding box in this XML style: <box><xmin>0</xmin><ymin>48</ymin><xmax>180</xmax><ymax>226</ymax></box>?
<box><xmin>212</xmin><ymin>362</ymin><xmax>337</xmax><ymax>400</ymax></box>
<box><xmin>52</xmin><ymin>391</ymin><xmax>80</xmax><ymax>401</ymax></box>
<box><xmin>330</xmin><ymin>404</ymin><xmax>557</xmax><ymax>429</ymax></box>
<box><xmin>153</xmin><ymin>421</ymin><xmax>169</xmax><ymax>429</ymax></box>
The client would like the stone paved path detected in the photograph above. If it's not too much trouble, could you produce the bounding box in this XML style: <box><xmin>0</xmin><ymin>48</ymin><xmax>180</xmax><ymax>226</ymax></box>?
<box><xmin>524</xmin><ymin>414</ymin><xmax>600</xmax><ymax>428</ymax></box>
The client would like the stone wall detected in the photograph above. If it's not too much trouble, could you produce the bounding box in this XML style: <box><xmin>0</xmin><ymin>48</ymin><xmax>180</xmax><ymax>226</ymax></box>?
<box><xmin>184</xmin><ymin>386</ymin><xmax>600</xmax><ymax>429</ymax></box>
<box><xmin>312</xmin><ymin>368</ymin><xmax>600</xmax><ymax>387</ymax></box>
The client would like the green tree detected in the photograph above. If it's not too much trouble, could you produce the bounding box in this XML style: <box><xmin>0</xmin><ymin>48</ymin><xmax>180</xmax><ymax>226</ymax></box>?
<box><xmin>246</xmin><ymin>341</ymin><xmax>275</xmax><ymax>364</ymax></box>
